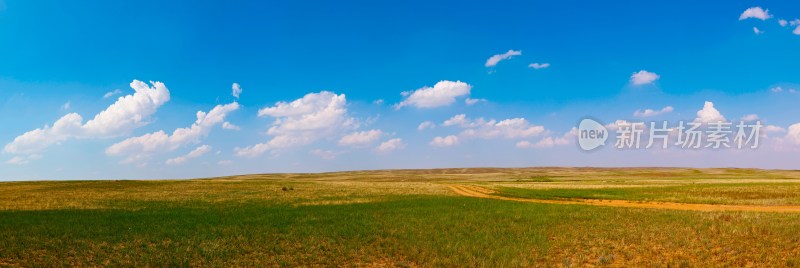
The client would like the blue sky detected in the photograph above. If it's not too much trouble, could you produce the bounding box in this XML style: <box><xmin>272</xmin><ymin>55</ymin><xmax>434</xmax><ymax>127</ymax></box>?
<box><xmin>2</xmin><ymin>1</ymin><xmax>800</xmax><ymax>180</ymax></box>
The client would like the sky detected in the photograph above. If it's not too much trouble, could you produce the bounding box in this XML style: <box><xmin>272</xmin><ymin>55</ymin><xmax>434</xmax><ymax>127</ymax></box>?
<box><xmin>2</xmin><ymin>0</ymin><xmax>800</xmax><ymax>180</ymax></box>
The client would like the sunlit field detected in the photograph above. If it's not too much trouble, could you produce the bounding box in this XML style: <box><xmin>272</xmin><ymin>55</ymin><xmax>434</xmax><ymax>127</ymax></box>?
<box><xmin>3</xmin><ymin>167</ymin><xmax>800</xmax><ymax>266</ymax></box>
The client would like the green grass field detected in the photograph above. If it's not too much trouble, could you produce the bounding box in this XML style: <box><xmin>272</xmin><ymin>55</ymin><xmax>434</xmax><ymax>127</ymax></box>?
<box><xmin>2</xmin><ymin>168</ymin><xmax>800</xmax><ymax>266</ymax></box>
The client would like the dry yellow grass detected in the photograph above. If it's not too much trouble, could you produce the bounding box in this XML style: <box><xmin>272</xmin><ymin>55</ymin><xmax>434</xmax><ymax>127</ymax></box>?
<box><xmin>3</xmin><ymin>167</ymin><xmax>800</xmax><ymax>266</ymax></box>
<box><xmin>3</xmin><ymin>167</ymin><xmax>800</xmax><ymax>210</ymax></box>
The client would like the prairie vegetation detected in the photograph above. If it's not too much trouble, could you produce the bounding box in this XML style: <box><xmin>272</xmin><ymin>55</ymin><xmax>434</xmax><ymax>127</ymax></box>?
<box><xmin>2</xmin><ymin>168</ymin><xmax>800</xmax><ymax>266</ymax></box>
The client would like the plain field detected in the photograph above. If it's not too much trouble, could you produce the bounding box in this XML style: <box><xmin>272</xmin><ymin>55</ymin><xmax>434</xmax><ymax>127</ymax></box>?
<box><xmin>2</xmin><ymin>167</ymin><xmax>800</xmax><ymax>266</ymax></box>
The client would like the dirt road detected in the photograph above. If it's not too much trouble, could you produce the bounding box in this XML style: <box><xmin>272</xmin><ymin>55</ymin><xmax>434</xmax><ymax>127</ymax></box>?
<box><xmin>448</xmin><ymin>185</ymin><xmax>800</xmax><ymax>213</ymax></box>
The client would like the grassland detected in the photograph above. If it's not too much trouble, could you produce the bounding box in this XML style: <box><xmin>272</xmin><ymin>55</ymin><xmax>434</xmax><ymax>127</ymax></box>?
<box><xmin>2</xmin><ymin>167</ymin><xmax>800</xmax><ymax>266</ymax></box>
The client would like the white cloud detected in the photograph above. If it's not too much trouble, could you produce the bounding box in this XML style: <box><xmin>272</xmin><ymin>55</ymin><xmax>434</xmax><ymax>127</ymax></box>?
<box><xmin>516</xmin><ymin>128</ymin><xmax>575</xmax><ymax>149</ymax></box>
<box><xmin>106</xmin><ymin>102</ymin><xmax>239</xmax><ymax>164</ymax></box>
<box><xmin>740</xmin><ymin>114</ymin><xmax>759</xmax><ymax>121</ymax></box>
<box><xmin>633</xmin><ymin>106</ymin><xmax>673</xmax><ymax>117</ymax></box>
<box><xmin>604</xmin><ymin>119</ymin><xmax>637</xmax><ymax>131</ymax></box>
<box><xmin>103</xmin><ymin>89</ymin><xmax>122</xmax><ymax>99</ymax></box>
<box><xmin>373</xmin><ymin>99</ymin><xmax>384</xmax><ymax>105</ymax></box>
<box><xmin>4</xmin><ymin>80</ymin><xmax>171</xmax><ymax>155</ymax></box>
<box><xmin>443</xmin><ymin>114</ymin><xmax>470</xmax><ymax>127</ymax></box>
<box><xmin>310</xmin><ymin>149</ymin><xmax>344</xmax><ymax>160</ymax></box>
<box><xmin>464</xmin><ymin>98</ymin><xmax>486</xmax><ymax>105</ymax></box>
<box><xmin>61</xmin><ymin>101</ymin><xmax>71</xmax><ymax>110</ymax></box>
<box><xmin>461</xmin><ymin>118</ymin><xmax>545</xmax><ymax>139</ymax></box>
<box><xmin>753</xmin><ymin>27</ymin><xmax>764</xmax><ymax>35</ymax></box>
<box><xmin>236</xmin><ymin>91</ymin><xmax>355</xmax><ymax>157</ymax></box>
<box><xmin>439</xmin><ymin>114</ymin><xmax>546</xmax><ymax>145</ymax></box>
<box><xmin>630</xmin><ymin>70</ymin><xmax>660</xmax><ymax>85</ymax></box>
<box><xmin>430</xmin><ymin>135</ymin><xmax>459</xmax><ymax>147</ymax></box>
<box><xmin>779</xmin><ymin>19</ymin><xmax>788</xmax><ymax>27</ymax></box>
<box><xmin>106</xmin><ymin>131</ymin><xmax>168</xmax><ymax>163</ymax></box>
<box><xmin>5</xmin><ymin>154</ymin><xmax>42</xmax><ymax>165</ymax></box>
<box><xmin>771</xmin><ymin>86</ymin><xmax>797</xmax><ymax>94</ymax></box>
<box><xmin>376</xmin><ymin>138</ymin><xmax>405</xmax><ymax>153</ymax></box>
<box><xmin>395</xmin><ymin>80</ymin><xmax>472</xmax><ymax>109</ymax></box>
<box><xmin>516</xmin><ymin>138</ymin><xmax>566</xmax><ymax>149</ymax></box>
<box><xmin>222</xmin><ymin>121</ymin><xmax>240</xmax><ymax>130</ymax></box>
<box><xmin>443</xmin><ymin>114</ymin><xmax>496</xmax><ymax>128</ymax></box>
<box><xmin>694</xmin><ymin>101</ymin><xmax>726</xmax><ymax>123</ymax></box>
<box><xmin>85</xmin><ymin>80</ymin><xmax>172</xmax><ymax>137</ymax></box>
<box><xmin>765</xmin><ymin>125</ymin><xmax>786</xmax><ymax>134</ymax></box>
<box><xmin>232</xmin><ymin>83</ymin><xmax>242</xmax><ymax>99</ymax></box>
<box><xmin>528</xmin><ymin>63</ymin><xmax>550</xmax><ymax>69</ymax></box>
<box><xmin>784</xmin><ymin>123</ymin><xmax>800</xmax><ymax>145</ymax></box>
<box><xmin>166</xmin><ymin>145</ymin><xmax>211</xmax><ymax>165</ymax></box>
<box><xmin>418</xmin><ymin>121</ymin><xmax>436</xmax><ymax>131</ymax></box>
<box><xmin>794</xmin><ymin>25</ymin><xmax>800</xmax><ymax>35</ymax></box>
<box><xmin>485</xmin><ymin>49</ymin><xmax>522</xmax><ymax>67</ymax></box>
<box><xmin>338</xmin><ymin>129</ymin><xmax>382</xmax><ymax>147</ymax></box>
<box><xmin>739</xmin><ymin>7</ymin><xmax>772</xmax><ymax>21</ymax></box>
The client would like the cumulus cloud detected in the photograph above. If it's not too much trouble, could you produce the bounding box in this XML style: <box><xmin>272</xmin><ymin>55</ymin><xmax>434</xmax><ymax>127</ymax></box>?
<box><xmin>604</xmin><ymin>119</ymin><xmax>640</xmax><ymax>131</ymax></box>
<box><xmin>516</xmin><ymin>128</ymin><xmax>575</xmax><ymax>149</ymax></box>
<box><xmin>430</xmin><ymin>135</ymin><xmax>459</xmax><ymax>147</ymax></box>
<box><xmin>460</xmin><ymin>119</ymin><xmax>545</xmax><ymax>139</ymax></box>
<box><xmin>395</xmin><ymin>80</ymin><xmax>472</xmax><ymax>109</ymax></box>
<box><xmin>222</xmin><ymin>121</ymin><xmax>240</xmax><ymax>130</ymax></box>
<box><xmin>418</xmin><ymin>121</ymin><xmax>436</xmax><ymax>131</ymax></box>
<box><xmin>232</xmin><ymin>83</ymin><xmax>242</xmax><ymax>99</ymax></box>
<box><xmin>338</xmin><ymin>129</ymin><xmax>383</xmax><ymax>147</ymax></box>
<box><xmin>106</xmin><ymin>102</ymin><xmax>239</xmax><ymax>164</ymax></box>
<box><xmin>779</xmin><ymin>19</ymin><xmax>788</xmax><ymax>27</ymax></box>
<box><xmin>442</xmin><ymin>114</ymin><xmax>497</xmax><ymax>128</ymax></box>
<box><xmin>464</xmin><ymin>98</ymin><xmax>487</xmax><ymax>106</ymax></box>
<box><xmin>103</xmin><ymin>89</ymin><xmax>122</xmax><ymax>99</ymax></box>
<box><xmin>310</xmin><ymin>149</ymin><xmax>344</xmax><ymax>160</ymax></box>
<box><xmin>630</xmin><ymin>70</ymin><xmax>660</xmax><ymax>85</ymax></box>
<box><xmin>485</xmin><ymin>50</ymin><xmax>522</xmax><ymax>67</ymax></box>
<box><xmin>235</xmin><ymin>91</ymin><xmax>356</xmax><ymax>157</ymax></box>
<box><xmin>764</xmin><ymin>125</ymin><xmax>786</xmax><ymax>134</ymax></box>
<box><xmin>694</xmin><ymin>101</ymin><xmax>726</xmax><ymax>123</ymax></box>
<box><xmin>741</xmin><ymin>114</ymin><xmax>759</xmax><ymax>121</ymax></box>
<box><xmin>436</xmin><ymin>114</ymin><xmax>546</xmax><ymax>147</ymax></box>
<box><xmin>4</xmin><ymin>80</ymin><xmax>171</xmax><ymax>156</ymax></box>
<box><xmin>739</xmin><ymin>7</ymin><xmax>772</xmax><ymax>21</ymax></box>
<box><xmin>764</xmin><ymin>124</ymin><xmax>800</xmax><ymax>149</ymax></box>
<box><xmin>5</xmin><ymin>154</ymin><xmax>42</xmax><ymax>165</ymax></box>
<box><xmin>528</xmin><ymin>63</ymin><xmax>550</xmax><ymax>69</ymax></box>
<box><xmin>633</xmin><ymin>106</ymin><xmax>673</xmax><ymax>117</ymax></box>
<box><xmin>784</xmin><ymin>123</ymin><xmax>800</xmax><ymax>145</ymax></box>
<box><xmin>166</xmin><ymin>145</ymin><xmax>211</xmax><ymax>165</ymax></box>
<box><xmin>753</xmin><ymin>27</ymin><xmax>764</xmax><ymax>35</ymax></box>
<box><xmin>376</xmin><ymin>138</ymin><xmax>405</xmax><ymax>153</ymax></box>
<box><xmin>442</xmin><ymin>114</ymin><xmax>470</xmax><ymax>127</ymax></box>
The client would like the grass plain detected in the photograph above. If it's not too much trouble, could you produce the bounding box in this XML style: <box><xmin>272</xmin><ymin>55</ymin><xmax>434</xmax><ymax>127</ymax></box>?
<box><xmin>2</xmin><ymin>167</ymin><xmax>800</xmax><ymax>266</ymax></box>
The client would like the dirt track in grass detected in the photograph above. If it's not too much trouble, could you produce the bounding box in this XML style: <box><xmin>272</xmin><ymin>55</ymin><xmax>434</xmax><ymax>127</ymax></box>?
<box><xmin>448</xmin><ymin>185</ymin><xmax>800</xmax><ymax>213</ymax></box>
